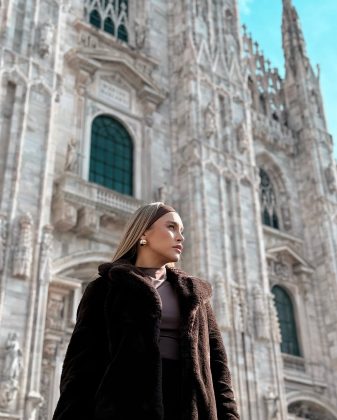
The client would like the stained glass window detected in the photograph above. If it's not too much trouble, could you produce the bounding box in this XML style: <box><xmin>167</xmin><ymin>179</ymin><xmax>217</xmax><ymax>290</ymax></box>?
<box><xmin>259</xmin><ymin>168</ymin><xmax>279</xmax><ymax>229</ymax></box>
<box><xmin>89</xmin><ymin>115</ymin><xmax>133</xmax><ymax>196</ymax></box>
<box><xmin>272</xmin><ymin>286</ymin><xmax>301</xmax><ymax>356</ymax></box>
<box><xmin>84</xmin><ymin>0</ymin><xmax>129</xmax><ymax>43</ymax></box>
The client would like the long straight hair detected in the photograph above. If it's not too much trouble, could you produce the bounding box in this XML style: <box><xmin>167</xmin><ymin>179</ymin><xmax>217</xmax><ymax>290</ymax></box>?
<box><xmin>112</xmin><ymin>202</ymin><xmax>166</xmax><ymax>264</ymax></box>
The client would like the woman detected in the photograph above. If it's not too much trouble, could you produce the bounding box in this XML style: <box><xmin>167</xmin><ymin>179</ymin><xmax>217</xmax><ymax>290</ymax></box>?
<box><xmin>52</xmin><ymin>202</ymin><xmax>240</xmax><ymax>420</ymax></box>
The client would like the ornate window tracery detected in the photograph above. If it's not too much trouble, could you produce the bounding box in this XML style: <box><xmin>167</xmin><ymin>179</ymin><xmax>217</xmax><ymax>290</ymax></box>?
<box><xmin>89</xmin><ymin>115</ymin><xmax>133</xmax><ymax>196</ymax></box>
<box><xmin>259</xmin><ymin>168</ymin><xmax>279</xmax><ymax>229</ymax></box>
<box><xmin>84</xmin><ymin>0</ymin><xmax>129</xmax><ymax>43</ymax></box>
<box><xmin>272</xmin><ymin>285</ymin><xmax>301</xmax><ymax>356</ymax></box>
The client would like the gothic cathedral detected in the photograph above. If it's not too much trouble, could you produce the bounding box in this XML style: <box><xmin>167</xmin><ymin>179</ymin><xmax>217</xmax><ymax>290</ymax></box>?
<box><xmin>0</xmin><ymin>0</ymin><xmax>337</xmax><ymax>419</ymax></box>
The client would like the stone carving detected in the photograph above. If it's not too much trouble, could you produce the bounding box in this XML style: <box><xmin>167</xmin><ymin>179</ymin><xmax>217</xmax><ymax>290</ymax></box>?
<box><xmin>0</xmin><ymin>332</ymin><xmax>23</xmax><ymax>410</ymax></box>
<box><xmin>38</xmin><ymin>20</ymin><xmax>54</xmax><ymax>58</ymax></box>
<box><xmin>46</xmin><ymin>295</ymin><xmax>65</xmax><ymax>330</ymax></box>
<box><xmin>135</xmin><ymin>19</ymin><xmax>147</xmax><ymax>49</ymax></box>
<box><xmin>325</xmin><ymin>163</ymin><xmax>337</xmax><ymax>194</ymax></box>
<box><xmin>76</xmin><ymin>207</ymin><xmax>99</xmax><ymax>236</ymax></box>
<box><xmin>53</xmin><ymin>198</ymin><xmax>77</xmax><ymax>232</ymax></box>
<box><xmin>204</xmin><ymin>102</ymin><xmax>216</xmax><ymax>139</ymax></box>
<box><xmin>237</xmin><ymin>122</ymin><xmax>249</xmax><ymax>153</ymax></box>
<box><xmin>281</xmin><ymin>205</ymin><xmax>292</xmax><ymax>230</ymax></box>
<box><xmin>13</xmin><ymin>213</ymin><xmax>33</xmax><ymax>279</ymax></box>
<box><xmin>253</xmin><ymin>285</ymin><xmax>269</xmax><ymax>340</ymax></box>
<box><xmin>0</xmin><ymin>213</ymin><xmax>7</xmax><ymax>272</ymax></box>
<box><xmin>64</xmin><ymin>137</ymin><xmax>78</xmax><ymax>172</ymax></box>
<box><xmin>212</xmin><ymin>274</ymin><xmax>229</xmax><ymax>330</ymax></box>
<box><xmin>268</xmin><ymin>294</ymin><xmax>281</xmax><ymax>343</ymax></box>
<box><xmin>39</xmin><ymin>225</ymin><xmax>53</xmax><ymax>283</ymax></box>
<box><xmin>264</xmin><ymin>386</ymin><xmax>279</xmax><ymax>419</ymax></box>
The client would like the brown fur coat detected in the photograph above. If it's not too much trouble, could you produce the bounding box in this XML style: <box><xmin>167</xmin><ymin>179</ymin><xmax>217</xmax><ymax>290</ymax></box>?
<box><xmin>52</xmin><ymin>260</ymin><xmax>240</xmax><ymax>420</ymax></box>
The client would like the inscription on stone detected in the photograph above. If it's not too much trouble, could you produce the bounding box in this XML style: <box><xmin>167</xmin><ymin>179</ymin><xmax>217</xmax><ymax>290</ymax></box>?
<box><xmin>99</xmin><ymin>80</ymin><xmax>130</xmax><ymax>109</ymax></box>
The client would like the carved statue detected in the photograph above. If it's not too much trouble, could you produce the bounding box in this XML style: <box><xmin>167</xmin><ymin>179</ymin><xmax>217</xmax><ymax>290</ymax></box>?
<box><xmin>13</xmin><ymin>214</ymin><xmax>33</xmax><ymax>279</ymax></box>
<box><xmin>135</xmin><ymin>19</ymin><xmax>147</xmax><ymax>49</ymax></box>
<box><xmin>0</xmin><ymin>332</ymin><xmax>23</xmax><ymax>409</ymax></box>
<box><xmin>64</xmin><ymin>137</ymin><xmax>77</xmax><ymax>172</ymax></box>
<box><xmin>237</xmin><ymin>122</ymin><xmax>249</xmax><ymax>153</ymax></box>
<box><xmin>39</xmin><ymin>225</ymin><xmax>53</xmax><ymax>283</ymax></box>
<box><xmin>204</xmin><ymin>102</ymin><xmax>216</xmax><ymax>139</ymax></box>
<box><xmin>253</xmin><ymin>285</ymin><xmax>269</xmax><ymax>340</ymax></box>
<box><xmin>325</xmin><ymin>163</ymin><xmax>337</xmax><ymax>194</ymax></box>
<box><xmin>268</xmin><ymin>294</ymin><xmax>281</xmax><ymax>343</ymax></box>
<box><xmin>264</xmin><ymin>386</ymin><xmax>279</xmax><ymax>419</ymax></box>
<box><xmin>157</xmin><ymin>183</ymin><xmax>173</xmax><ymax>203</ymax></box>
<box><xmin>38</xmin><ymin>20</ymin><xmax>54</xmax><ymax>58</ymax></box>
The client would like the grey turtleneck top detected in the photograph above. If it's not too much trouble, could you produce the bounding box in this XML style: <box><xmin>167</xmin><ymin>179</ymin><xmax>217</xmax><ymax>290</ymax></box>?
<box><xmin>137</xmin><ymin>266</ymin><xmax>181</xmax><ymax>360</ymax></box>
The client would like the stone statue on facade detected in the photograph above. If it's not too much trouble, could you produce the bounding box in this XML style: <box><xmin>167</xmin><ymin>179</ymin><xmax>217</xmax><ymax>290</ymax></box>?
<box><xmin>268</xmin><ymin>294</ymin><xmax>281</xmax><ymax>343</ymax></box>
<box><xmin>204</xmin><ymin>102</ymin><xmax>216</xmax><ymax>139</ymax></box>
<box><xmin>13</xmin><ymin>213</ymin><xmax>33</xmax><ymax>279</ymax></box>
<box><xmin>38</xmin><ymin>20</ymin><xmax>54</xmax><ymax>58</ymax></box>
<box><xmin>231</xmin><ymin>285</ymin><xmax>243</xmax><ymax>333</ymax></box>
<box><xmin>253</xmin><ymin>285</ymin><xmax>269</xmax><ymax>340</ymax></box>
<box><xmin>237</xmin><ymin>122</ymin><xmax>249</xmax><ymax>153</ymax></box>
<box><xmin>0</xmin><ymin>332</ymin><xmax>23</xmax><ymax>410</ymax></box>
<box><xmin>135</xmin><ymin>19</ymin><xmax>147</xmax><ymax>49</ymax></box>
<box><xmin>325</xmin><ymin>163</ymin><xmax>337</xmax><ymax>194</ymax></box>
<box><xmin>64</xmin><ymin>137</ymin><xmax>78</xmax><ymax>172</ymax></box>
<box><xmin>264</xmin><ymin>386</ymin><xmax>279</xmax><ymax>419</ymax></box>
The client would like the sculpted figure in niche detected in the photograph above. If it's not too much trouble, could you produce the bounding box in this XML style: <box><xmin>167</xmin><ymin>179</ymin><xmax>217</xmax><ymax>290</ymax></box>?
<box><xmin>253</xmin><ymin>285</ymin><xmax>268</xmax><ymax>340</ymax></box>
<box><xmin>13</xmin><ymin>214</ymin><xmax>33</xmax><ymax>279</ymax></box>
<box><xmin>64</xmin><ymin>137</ymin><xmax>77</xmax><ymax>172</ymax></box>
<box><xmin>236</xmin><ymin>122</ymin><xmax>248</xmax><ymax>153</ymax></box>
<box><xmin>204</xmin><ymin>102</ymin><xmax>216</xmax><ymax>139</ymax></box>
<box><xmin>264</xmin><ymin>386</ymin><xmax>279</xmax><ymax>419</ymax></box>
<box><xmin>135</xmin><ymin>19</ymin><xmax>147</xmax><ymax>49</ymax></box>
<box><xmin>0</xmin><ymin>333</ymin><xmax>23</xmax><ymax>409</ymax></box>
<box><xmin>38</xmin><ymin>20</ymin><xmax>54</xmax><ymax>58</ymax></box>
<box><xmin>325</xmin><ymin>163</ymin><xmax>337</xmax><ymax>193</ymax></box>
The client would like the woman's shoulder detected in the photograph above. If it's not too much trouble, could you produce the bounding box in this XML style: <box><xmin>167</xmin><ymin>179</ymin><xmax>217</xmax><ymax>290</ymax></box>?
<box><xmin>167</xmin><ymin>266</ymin><xmax>213</xmax><ymax>298</ymax></box>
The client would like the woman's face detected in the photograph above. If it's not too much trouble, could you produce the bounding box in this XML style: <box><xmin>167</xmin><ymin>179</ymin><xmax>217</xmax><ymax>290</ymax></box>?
<box><xmin>140</xmin><ymin>211</ymin><xmax>184</xmax><ymax>266</ymax></box>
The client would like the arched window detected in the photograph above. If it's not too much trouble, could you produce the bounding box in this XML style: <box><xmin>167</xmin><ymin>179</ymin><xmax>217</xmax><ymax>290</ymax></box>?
<box><xmin>272</xmin><ymin>286</ymin><xmax>301</xmax><ymax>356</ymax></box>
<box><xmin>89</xmin><ymin>115</ymin><xmax>133</xmax><ymax>196</ymax></box>
<box><xmin>259</xmin><ymin>168</ymin><xmax>279</xmax><ymax>229</ymax></box>
<box><xmin>84</xmin><ymin>0</ymin><xmax>129</xmax><ymax>43</ymax></box>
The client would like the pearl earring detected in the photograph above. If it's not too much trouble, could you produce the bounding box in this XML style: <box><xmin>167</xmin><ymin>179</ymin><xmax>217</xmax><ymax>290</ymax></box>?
<box><xmin>140</xmin><ymin>238</ymin><xmax>147</xmax><ymax>246</ymax></box>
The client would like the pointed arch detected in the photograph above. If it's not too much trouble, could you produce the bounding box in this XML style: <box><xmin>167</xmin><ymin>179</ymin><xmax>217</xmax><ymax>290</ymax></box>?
<box><xmin>256</xmin><ymin>152</ymin><xmax>292</xmax><ymax>231</ymax></box>
<box><xmin>271</xmin><ymin>285</ymin><xmax>301</xmax><ymax>356</ymax></box>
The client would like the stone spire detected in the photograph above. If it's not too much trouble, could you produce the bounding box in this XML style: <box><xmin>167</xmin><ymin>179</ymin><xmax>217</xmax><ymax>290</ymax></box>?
<box><xmin>282</xmin><ymin>0</ymin><xmax>311</xmax><ymax>77</ymax></box>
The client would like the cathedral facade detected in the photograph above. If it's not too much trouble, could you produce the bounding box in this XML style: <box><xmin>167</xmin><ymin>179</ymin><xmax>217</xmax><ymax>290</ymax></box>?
<box><xmin>0</xmin><ymin>0</ymin><xmax>337</xmax><ymax>419</ymax></box>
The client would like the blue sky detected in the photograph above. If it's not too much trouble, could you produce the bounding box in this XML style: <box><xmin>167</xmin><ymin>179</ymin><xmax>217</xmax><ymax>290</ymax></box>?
<box><xmin>238</xmin><ymin>0</ymin><xmax>337</xmax><ymax>158</ymax></box>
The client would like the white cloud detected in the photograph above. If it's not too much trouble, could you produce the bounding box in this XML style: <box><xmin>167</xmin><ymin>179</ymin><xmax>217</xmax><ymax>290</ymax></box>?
<box><xmin>238</xmin><ymin>0</ymin><xmax>253</xmax><ymax>15</ymax></box>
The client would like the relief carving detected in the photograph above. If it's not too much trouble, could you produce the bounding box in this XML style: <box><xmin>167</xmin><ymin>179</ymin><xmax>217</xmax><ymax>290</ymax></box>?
<box><xmin>237</xmin><ymin>122</ymin><xmax>249</xmax><ymax>153</ymax></box>
<box><xmin>0</xmin><ymin>333</ymin><xmax>23</xmax><ymax>410</ymax></box>
<box><xmin>212</xmin><ymin>274</ymin><xmax>229</xmax><ymax>330</ymax></box>
<box><xmin>38</xmin><ymin>20</ymin><xmax>55</xmax><ymax>58</ymax></box>
<box><xmin>46</xmin><ymin>294</ymin><xmax>65</xmax><ymax>330</ymax></box>
<box><xmin>325</xmin><ymin>163</ymin><xmax>337</xmax><ymax>194</ymax></box>
<box><xmin>231</xmin><ymin>285</ymin><xmax>243</xmax><ymax>333</ymax></box>
<box><xmin>253</xmin><ymin>285</ymin><xmax>269</xmax><ymax>340</ymax></box>
<box><xmin>13</xmin><ymin>213</ymin><xmax>33</xmax><ymax>279</ymax></box>
<box><xmin>64</xmin><ymin>137</ymin><xmax>78</xmax><ymax>173</ymax></box>
<box><xmin>204</xmin><ymin>102</ymin><xmax>216</xmax><ymax>139</ymax></box>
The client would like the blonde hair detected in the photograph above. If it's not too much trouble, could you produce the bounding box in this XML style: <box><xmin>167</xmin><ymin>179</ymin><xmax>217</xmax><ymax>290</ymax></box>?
<box><xmin>112</xmin><ymin>202</ymin><xmax>172</xmax><ymax>264</ymax></box>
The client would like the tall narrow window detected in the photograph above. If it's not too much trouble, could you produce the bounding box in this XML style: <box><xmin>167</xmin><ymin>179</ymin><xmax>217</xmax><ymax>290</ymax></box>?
<box><xmin>84</xmin><ymin>0</ymin><xmax>129</xmax><ymax>43</ymax></box>
<box><xmin>272</xmin><ymin>286</ymin><xmax>301</xmax><ymax>356</ymax></box>
<box><xmin>259</xmin><ymin>168</ymin><xmax>279</xmax><ymax>229</ymax></box>
<box><xmin>89</xmin><ymin>115</ymin><xmax>133</xmax><ymax>196</ymax></box>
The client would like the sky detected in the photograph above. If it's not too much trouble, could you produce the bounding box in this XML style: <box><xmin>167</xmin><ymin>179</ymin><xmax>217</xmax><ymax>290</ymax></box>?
<box><xmin>238</xmin><ymin>0</ymin><xmax>337</xmax><ymax>158</ymax></box>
